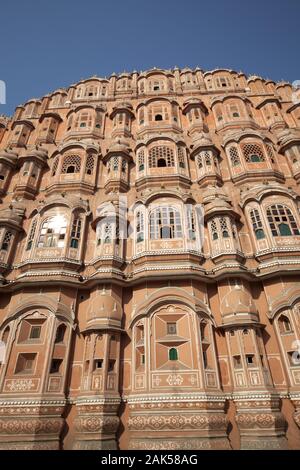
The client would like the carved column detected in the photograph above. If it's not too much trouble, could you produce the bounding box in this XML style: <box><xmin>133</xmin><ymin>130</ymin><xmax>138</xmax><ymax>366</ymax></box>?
<box><xmin>73</xmin><ymin>288</ymin><xmax>122</xmax><ymax>449</ymax></box>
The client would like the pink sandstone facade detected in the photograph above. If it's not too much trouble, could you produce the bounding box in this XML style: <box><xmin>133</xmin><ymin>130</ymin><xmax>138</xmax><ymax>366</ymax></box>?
<box><xmin>0</xmin><ymin>67</ymin><xmax>300</xmax><ymax>450</ymax></box>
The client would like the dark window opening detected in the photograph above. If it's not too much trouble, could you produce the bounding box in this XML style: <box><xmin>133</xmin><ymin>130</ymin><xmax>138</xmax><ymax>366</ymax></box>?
<box><xmin>50</xmin><ymin>359</ymin><xmax>63</xmax><ymax>374</ymax></box>
<box><xmin>203</xmin><ymin>350</ymin><xmax>208</xmax><ymax>369</ymax></box>
<box><xmin>66</xmin><ymin>165</ymin><xmax>75</xmax><ymax>174</ymax></box>
<box><xmin>255</xmin><ymin>229</ymin><xmax>265</xmax><ymax>240</ymax></box>
<box><xmin>167</xmin><ymin>322</ymin><xmax>177</xmax><ymax>335</ymax></box>
<box><xmin>279</xmin><ymin>223</ymin><xmax>292</xmax><ymax>236</ymax></box>
<box><xmin>169</xmin><ymin>348</ymin><xmax>178</xmax><ymax>361</ymax></box>
<box><xmin>155</xmin><ymin>114</ymin><xmax>163</xmax><ymax>121</ymax></box>
<box><xmin>70</xmin><ymin>238</ymin><xmax>79</xmax><ymax>249</ymax></box>
<box><xmin>94</xmin><ymin>359</ymin><xmax>103</xmax><ymax>370</ymax></box>
<box><xmin>250</xmin><ymin>154</ymin><xmax>262</xmax><ymax>163</ymax></box>
<box><xmin>246</xmin><ymin>355</ymin><xmax>255</xmax><ymax>367</ymax></box>
<box><xmin>55</xmin><ymin>324</ymin><xmax>66</xmax><ymax>343</ymax></box>
<box><xmin>157</xmin><ymin>158</ymin><xmax>167</xmax><ymax>167</ymax></box>
<box><xmin>29</xmin><ymin>326</ymin><xmax>41</xmax><ymax>339</ymax></box>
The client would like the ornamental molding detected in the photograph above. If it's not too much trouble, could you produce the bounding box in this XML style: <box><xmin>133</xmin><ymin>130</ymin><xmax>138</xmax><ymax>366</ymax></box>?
<box><xmin>75</xmin><ymin>397</ymin><xmax>121</xmax><ymax>406</ymax></box>
<box><xmin>123</xmin><ymin>393</ymin><xmax>227</xmax><ymax>403</ymax></box>
<box><xmin>0</xmin><ymin>399</ymin><xmax>67</xmax><ymax>407</ymax></box>
<box><xmin>132</xmin><ymin>249</ymin><xmax>203</xmax><ymax>260</ymax></box>
<box><xmin>16</xmin><ymin>258</ymin><xmax>82</xmax><ymax>268</ymax></box>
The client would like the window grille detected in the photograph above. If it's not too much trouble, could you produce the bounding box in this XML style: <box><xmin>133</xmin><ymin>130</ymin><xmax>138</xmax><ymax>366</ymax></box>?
<box><xmin>150</xmin><ymin>207</ymin><xmax>182</xmax><ymax>239</ymax></box>
<box><xmin>229</xmin><ymin>146</ymin><xmax>241</xmax><ymax>166</ymax></box>
<box><xmin>266</xmin><ymin>204</ymin><xmax>300</xmax><ymax>236</ymax></box>
<box><xmin>26</xmin><ymin>219</ymin><xmax>37</xmax><ymax>250</ymax></box>
<box><xmin>148</xmin><ymin>146</ymin><xmax>175</xmax><ymax>168</ymax></box>
<box><xmin>242</xmin><ymin>143</ymin><xmax>265</xmax><ymax>163</ymax></box>
<box><xmin>85</xmin><ymin>154</ymin><xmax>95</xmax><ymax>175</ymax></box>
<box><xmin>61</xmin><ymin>155</ymin><xmax>81</xmax><ymax>174</ymax></box>
<box><xmin>250</xmin><ymin>209</ymin><xmax>265</xmax><ymax>239</ymax></box>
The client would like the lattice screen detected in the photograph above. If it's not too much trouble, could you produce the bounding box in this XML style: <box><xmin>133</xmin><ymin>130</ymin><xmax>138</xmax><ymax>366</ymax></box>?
<box><xmin>148</xmin><ymin>146</ymin><xmax>175</xmax><ymax>168</ymax></box>
<box><xmin>61</xmin><ymin>155</ymin><xmax>81</xmax><ymax>174</ymax></box>
<box><xmin>242</xmin><ymin>143</ymin><xmax>265</xmax><ymax>162</ymax></box>
<box><xmin>228</xmin><ymin>147</ymin><xmax>241</xmax><ymax>166</ymax></box>
<box><xmin>85</xmin><ymin>154</ymin><xmax>95</xmax><ymax>175</ymax></box>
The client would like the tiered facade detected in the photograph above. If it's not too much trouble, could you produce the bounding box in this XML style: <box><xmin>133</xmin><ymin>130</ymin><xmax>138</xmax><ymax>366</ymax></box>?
<box><xmin>0</xmin><ymin>67</ymin><xmax>300</xmax><ymax>450</ymax></box>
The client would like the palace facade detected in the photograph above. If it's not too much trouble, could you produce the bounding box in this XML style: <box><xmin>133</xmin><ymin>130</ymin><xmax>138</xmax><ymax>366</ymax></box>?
<box><xmin>0</xmin><ymin>67</ymin><xmax>300</xmax><ymax>450</ymax></box>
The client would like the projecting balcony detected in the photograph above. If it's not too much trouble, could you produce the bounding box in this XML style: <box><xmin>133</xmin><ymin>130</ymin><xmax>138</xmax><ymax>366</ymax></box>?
<box><xmin>46</xmin><ymin>171</ymin><xmax>96</xmax><ymax>195</ymax></box>
<box><xmin>136</xmin><ymin>165</ymin><xmax>190</xmax><ymax>191</ymax></box>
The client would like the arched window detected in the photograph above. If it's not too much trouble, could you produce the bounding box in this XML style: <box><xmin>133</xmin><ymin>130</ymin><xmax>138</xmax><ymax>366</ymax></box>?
<box><xmin>278</xmin><ymin>315</ymin><xmax>292</xmax><ymax>334</ymax></box>
<box><xmin>169</xmin><ymin>348</ymin><xmax>178</xmax><ymax>361</ymax></box>
<box><xmin>155</xmin><ymin>114</ymin><xmax>163</xmax><ymax>121</ymax></box>
<box><xmin>37</xmin><ymin>215</ymin><xmax>67</xmax><ymax>248</ymax></box>
<box><xmin>26</xmin><ymin>219</ymin><xmax>37</xmax><ymax>251</ymax></box>
<box><xmin>70</xmin><ymin>217</ymin><xmax>82</xmax><ymax>249</ymax></box>
<box><xmin>228</xmin><ymin>104</ymin><xmax>240</xmax><ymax>118</ymax></box>
<box><xmin>187</xmin><ymin>206</ymin><xmax>196</xmax><ymax>240</ymax></box>
<box><xmin>108</xmin><ymin>156</ymin><xmax>119</xmax><ymax>173</ymax></box>
<box><xmin>61</xmin><ymin>155</ymin><xmax>81</xmax><ymax>174</ymax></box>
<box><xmin>148</xmin><ymin>146</ymin><xmax>175</xmax><ymax>168</ymax></box>
<box><xmin>136</xmin><ymin>211</ymin><xmax>144</xmax><ymax>242</ymax></box>
<box><xmin>214</xmin><ymin>105</ymin><xmax>223</xmax><ymax>122</ymax></box>
<box><xmin>96</xmin><ymin>219</ymin><xmax>119</xmax><ymax>245</ymax></box>
<box><xmin>75</xmin><ymin>112</ymin><xmax>93</xmax><ymax>129</ymax></box>
<box><xmin>0</xmin><ymin>340</ymin><xmax>5</xmax><ymax>364</ymax></box>
<box><xmin>1</xmin><ymin>231</ymin><xmax>13</xmax><ymax>251</ymax></box>
<box><xmin>157</xmin><ymin>157</ymin><xmax>166</xmax><ymax>167</ymax></box>
<box><xmin>67</xmin><ymin>115</ymin><xmax>73</xmax><ymax>131</ymax></box>
<box><xmin>210</xmin><ymin>216</ymin><xmax>237</xmax><ymax>241</ymax></box>
<box><xmin>137</xmin><ymin>150</ymin><xmax>145</xmax><ymax>171</ymax></box>
<box><xmin>150</xmin><ymin>207</ymin><xmax>182</xmax><ymax>240</ymax></box>
<box><xmin>250</xmin><ymin>209</ymin><xmax>265</xmax><ymax>240</ymax></box>
<box><xmin>85</xmin><ymin>154</ymin><xmax>95</xmax><ymax>175</ymax></box>
<box><xmin>55</xmin><ymin>324</ymin><xmax>66</xmax><ymax>343</ymax></box>
<box><xmin>211</xmin><ymin>219</ymin><xmax>218</xmax><ymax>240</ymax></box>
<box><xmin>51</xmin><ymin>157</ymin><xmax>59</xmax><ymax>176</ymax></box>
<box><xmin>121</xmin><ymin>159</ymin><xmax>127</xmax><ymax>173</ymax></box>
<box><xmin>242</xmin><ymin>143</ymin><xmax>265</xmax><ymax>163</ymax></box>
<box><xmin>196</xmin><ymin>154</ymin><xmax>203</xmax><ymax>169</ymax></box>
<box><xmin>178</xmin><ymin>147</ymin><xmax>185</xmax><ymax>168</ymax></box>
<box><xmin>220</xmin><ymin>217</ymin><xmax>229</xmax><ymax>238</ymax></box>
<box><xmin>139</xmin><ymin>108</ymin><xmax>145</xmax><ymax>125</ymax></box>
<box><xmin>266</xmin><ymin>204</ymin><xmax>300</xmax><ymax>237</ymax></box>
<box><xmin>1</xmin><ymin>326</ymin><xmax>9</xmax><ymax>362</ymax></box>
<box><xmin>22</xmin><ymin>161</ymin><xmax>31</xmax><ymax>176</ymax></box>
<box><xmin>228</xmin><ymin>147</ymin><xmax>241</xmax><ymax>167</ymax></box>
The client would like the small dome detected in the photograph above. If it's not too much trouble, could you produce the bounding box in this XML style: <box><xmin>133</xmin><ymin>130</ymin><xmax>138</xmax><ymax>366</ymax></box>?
<box><xmin>221</xmin><ymin>287</ymin><xmax>257</xmax><ymax>316</ymax></box>
<box><xmin>203</xmin><ymin>185</ymin><xmax>228</xmax><ymax>202</ymax></box>
<box><xmin>247</xmin><ymin>75</ymin><xmax>263</xmax><ymax>83</ymax></box>
<box><xmin>193</xmin><ymin>132</ymin><xmax>213</xmax><ymax>147</ymax></box>
<box><xmin>27</xmin><ymin>148</ymin><xmax>48</xmax><ymax>161</ymax></box>
<box><xmin>0</xmin><ymin>149</ymin><xmax>18</xmax><ymax>163</ymax></box>
<box><xmin>109</xmin><ymin>138</ymin><xmax>131</xmax><ymax>154</ymax></box>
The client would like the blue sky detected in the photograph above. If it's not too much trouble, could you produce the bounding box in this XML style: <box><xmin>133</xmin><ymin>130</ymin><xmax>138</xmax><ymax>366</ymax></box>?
<box><xmin>0</xmin><ymin>0</ymin><xmax>299</xmax><ymax>115</ymax></box>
